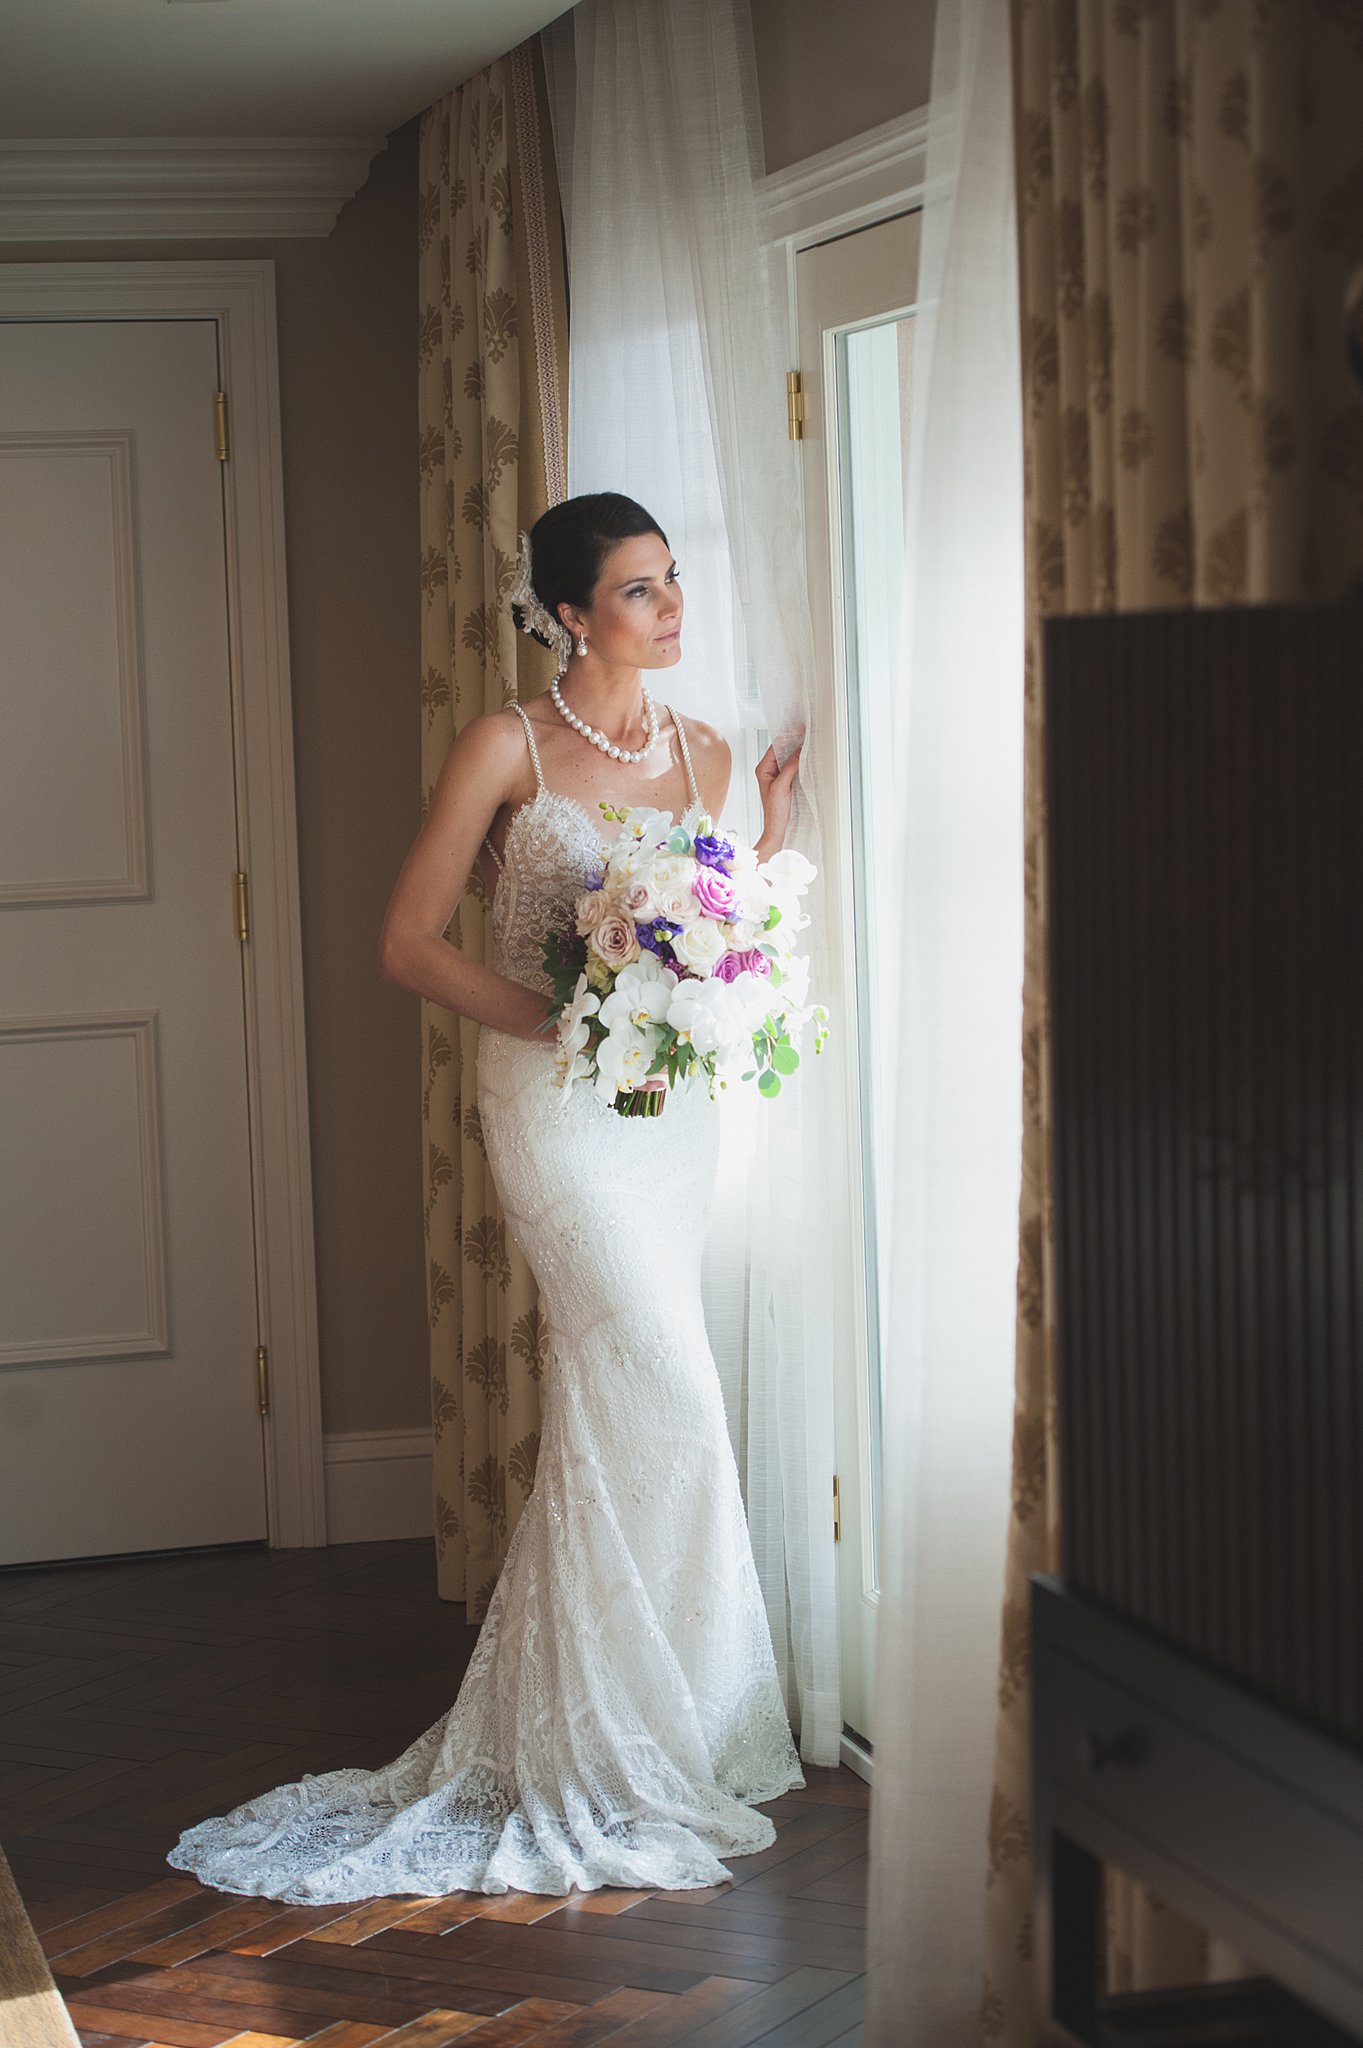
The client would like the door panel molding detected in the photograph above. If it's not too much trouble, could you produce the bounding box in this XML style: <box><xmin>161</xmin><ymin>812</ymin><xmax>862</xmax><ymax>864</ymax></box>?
<box><xmin>0</xmin><ymin>428</ymin><xmax>150</xmax><ymax>902</ymax></box>
<box><xmin>0</xmin><ymin>261</ymin><xmax>323</xmax><ymax>1547</ymax></box>
<box><xmin>0</xmin><ymin>1009</ymin><xmax>168</xmax><ymax>1365</ymax></box>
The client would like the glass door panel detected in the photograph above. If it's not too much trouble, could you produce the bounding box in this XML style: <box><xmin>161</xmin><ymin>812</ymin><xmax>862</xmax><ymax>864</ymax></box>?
<box><xmin>796</xmin><ymin>210</ymin><xmax>919</xmax><ymax>1757</ymax></box>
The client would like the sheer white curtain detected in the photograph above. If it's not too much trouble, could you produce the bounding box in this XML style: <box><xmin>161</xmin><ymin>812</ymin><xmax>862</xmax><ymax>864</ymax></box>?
<box><xmin>865</xmin><ymin>0</ymin><xmax>1025</xmax><ymax>2041</ymax></box>
<box><xmin>543</xmin><ymin>0</ymin><xmax>841</xmax><ymax>1766</ymax></box>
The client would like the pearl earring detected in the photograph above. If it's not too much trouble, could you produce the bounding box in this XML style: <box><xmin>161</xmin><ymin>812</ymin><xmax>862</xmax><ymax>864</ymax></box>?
<box><xmin>577</xmin><ymin>633</ymin><xmax>588</xmax><ymax>658</ymax></box>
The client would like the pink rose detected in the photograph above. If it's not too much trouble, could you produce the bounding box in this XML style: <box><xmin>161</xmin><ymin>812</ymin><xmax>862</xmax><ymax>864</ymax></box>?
<box><xmin>576</xmin><ymin>891</ymin><xmax>609</xmax><ymax>936</ymax></box>
<box><xmin>691</xmin><ymin>866</ymin><xmax>738</xmax><ymax>918</ymax></box>
<box><xmin>714</xmin><ymin>946</ymin><xmax>769</xmax><ymax>983</ymax></box>
<box><xmin>621</xmin><ymin>880</ymin><xmax>653</xmax><ymax>915</ymax></box>
<box><xmin>588</xmin><ymin>912</ymin><xmax>641</xmax><ymax>967</ymax></box>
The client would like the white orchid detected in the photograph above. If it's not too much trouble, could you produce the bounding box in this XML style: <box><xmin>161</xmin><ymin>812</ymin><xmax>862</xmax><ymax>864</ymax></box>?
<box><xmin>666</xmin><ymin>976</ymin><xmax>751</xmax><ymax>1060</ymax></box>
<box><xmin>598</xmin><ymin>953</ymin><xmax>677</xmax><ymax>1033</ymax></box>
<box><xmin>602</xmin><ymin>806</ymin><xmax>675</xmax><ymax>887</ymax></box>
<box><xmin>561</xmin><ymin>972</ymin><xmax>601</xmax><ymax>1039</ymax></box>
<box><xmin>774</xmin><ymin>950</ymin><xmax>811</xmax><ymax>1017</ymax></box>
<box><xmin>554</xmin><ymin>974</ymin><xmax>602</xmax><ymax>1099</ymax></box>
<box><xmin>759</xmin><ymin>847</ymin><xmax>817</xmax><ymax>894</ymax></box>
<box><xmin>594</xmin><ymin>1021</ymin><xmax>659</xmax><ymax>1099</ymax></box>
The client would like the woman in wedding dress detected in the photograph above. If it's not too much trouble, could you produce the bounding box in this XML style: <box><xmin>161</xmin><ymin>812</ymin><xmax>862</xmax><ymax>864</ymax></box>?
<box><xmin>166</xmin><ymin>493</ymin><xmax>807</xmax><ymax>1903</ymax></box>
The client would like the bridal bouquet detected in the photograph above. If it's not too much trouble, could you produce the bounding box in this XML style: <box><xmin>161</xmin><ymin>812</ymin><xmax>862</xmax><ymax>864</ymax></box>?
<box><xmin>539</xmin><ymin>803</ymin><xmax>829</xmax><ymax>1117</ymax></box>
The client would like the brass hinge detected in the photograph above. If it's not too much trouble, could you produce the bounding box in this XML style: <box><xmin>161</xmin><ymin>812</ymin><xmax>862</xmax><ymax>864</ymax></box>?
<box><xmin>255</xmin><ymin>1344</ymin><xmax>270</xmax><ymax>1416</ymax></box>
<box><xmin>233</xmin><ymin>870</ymin><xmax>249</xmax><ymax>943</ymax></box>
<box><xmin>786</xmin><ymin>368</ymin><xmax>805</xmax><ymax>441</ymax></box>
<box><xmin>833</xmin><ymin>1473</ymin><xmax>841</xmax><ymax>1543</ymax></box>
<box><xmin>213</xmin><ymin>389</ymin><xmax>229</xmax><ymax>462</ymax></box>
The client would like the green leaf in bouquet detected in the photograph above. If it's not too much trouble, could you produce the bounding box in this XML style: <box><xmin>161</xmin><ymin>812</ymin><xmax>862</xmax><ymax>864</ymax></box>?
<box><xmin>758</xmin><ymin>1070</ymin><xmax>782</xmax><ymax>1097</ymax></box>
<box><xmin>773</xmin><ymin>1043</ymin><xmax>800</xmax><ymax>1075</ymax></box>
<box><xmin>741</xmin><ymin>1069</ymin><xmax>756</xmax><ymax>1082</ymax></box>
<box><xmin>765</xmin><ymin>904</ymin><xmax>782</xmax><ymax>929</ymax></box>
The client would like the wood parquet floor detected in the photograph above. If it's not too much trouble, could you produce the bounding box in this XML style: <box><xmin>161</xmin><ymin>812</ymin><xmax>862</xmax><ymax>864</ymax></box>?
<box><xmin>0</xmin><ymin>1540</ymin><xmax>869</xmax><ymax>2048</ymax></box>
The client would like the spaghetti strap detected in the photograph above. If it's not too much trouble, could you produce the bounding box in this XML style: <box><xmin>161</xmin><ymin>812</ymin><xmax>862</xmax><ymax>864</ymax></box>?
<box><xmin>511</xmin><ymin>700</ymin><xmax>547</xmax><ymax>792</ymax></box>
<box><xmin>668</xmin><ymin>704</ymin><xmax>701</xmax><ymax>807</ymax></box>
<box><xmin>482</xmin><ymin>702</ymin><xmax>544</xmax><ymax>876</ymax></box>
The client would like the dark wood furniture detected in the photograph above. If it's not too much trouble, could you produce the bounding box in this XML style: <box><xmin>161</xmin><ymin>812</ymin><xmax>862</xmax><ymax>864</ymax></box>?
<box><xmin>1034</xmin><ymin>602</ymin><xmax>1363</xmax><ymax>2046</ymax></box>
<box><xmin>1033</xmin><ymin>1575</ymin><xmax>1363</xmax><ymax>2046</ymax></box>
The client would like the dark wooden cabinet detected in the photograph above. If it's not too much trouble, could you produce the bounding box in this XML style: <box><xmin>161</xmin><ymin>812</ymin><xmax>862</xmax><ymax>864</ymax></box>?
<box><xmin>1034</xmin><ymin>602</ymin><xmax>1363</xmax><ymax>2045</ymax></box>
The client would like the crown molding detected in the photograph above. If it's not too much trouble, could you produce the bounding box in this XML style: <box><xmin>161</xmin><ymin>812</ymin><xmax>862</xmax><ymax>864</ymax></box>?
<box><xmin>760</xmin><ymin>108</ymin><xmax>928</xmax><ymax>248</ymax></box>
<box><xmin>0</xmin><ymin>136</ymin><xmax>386</xmax><ymax>240</ymax></box>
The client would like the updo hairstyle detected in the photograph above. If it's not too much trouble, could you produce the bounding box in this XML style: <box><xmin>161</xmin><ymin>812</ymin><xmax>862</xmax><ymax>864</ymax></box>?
<box><xmin>513</xmin><ymin>491</ymin><xmax>670</xmax><ymax>649</ymax></box>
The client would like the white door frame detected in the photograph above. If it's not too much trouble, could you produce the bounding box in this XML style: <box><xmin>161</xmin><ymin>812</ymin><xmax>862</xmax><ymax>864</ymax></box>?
<box><xmin>760</xmin><ymin>113</ymin><xmax>928</xmax><ymax>1783</ymax></box>
<box><xmin>0</xmin><ymin>259</ymin><xmax>324</xmax><ymax>1549</ymax></box>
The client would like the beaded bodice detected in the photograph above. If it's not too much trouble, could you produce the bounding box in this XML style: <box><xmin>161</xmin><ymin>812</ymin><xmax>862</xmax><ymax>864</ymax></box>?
<box><xmin>486</xmin><ymin>700</ymin><xmax>701</xmax><ymax>997</ymax></box>
<box><xmin>491</xmin><ymin>790</ymin><xmax>612</xmax><ymax>997</ymax></box>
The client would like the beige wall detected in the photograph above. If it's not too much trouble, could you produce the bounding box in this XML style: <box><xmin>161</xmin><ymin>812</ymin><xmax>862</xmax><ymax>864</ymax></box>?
<box><xmin>0</xmin><ymin>115</ymin><xmax>428</xmax><ymax>1441</ymax></box>
<box><xmin>750</xmin><ymin>0</ymin><xmax>933</xmax><ymax>173</ymax></box>
<box><xmin>0</xmin><ymin>5</ymin><xmax>933</xmax><ymax>1456</ymax></box>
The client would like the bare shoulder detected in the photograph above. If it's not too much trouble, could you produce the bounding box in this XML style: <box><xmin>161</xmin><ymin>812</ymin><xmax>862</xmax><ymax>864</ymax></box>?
<box><xmin>427</xmin><ymin>705</ymin><xmax>534</xmax><ymax>821</ymax></box>
<box><xmin>672</xmin><ymin>709</ymin><xmax>729</xmax><ymax>765</ymax></box>
<box><xmin>441</xmin><ymin>704</ymin><xmax>528</xmax><ymax>777</ymax></box>
<box><xmin>458</xmin><ymin>703</ymin><xmax>531</xmax><ymax>753</ymax></box>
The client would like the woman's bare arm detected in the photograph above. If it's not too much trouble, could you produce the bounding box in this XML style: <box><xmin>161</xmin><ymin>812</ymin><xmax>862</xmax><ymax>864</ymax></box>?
<box><xmin>377</xmin><ymin>712</ymin><xmax>553</xmax><ymax>1041</ymax></box>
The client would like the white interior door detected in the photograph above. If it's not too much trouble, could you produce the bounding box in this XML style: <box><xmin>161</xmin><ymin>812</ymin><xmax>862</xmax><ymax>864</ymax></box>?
<box><xmin>797</xmin><ymin>212</ymin><xmax>919</xmax><ymax>1753</ymax></box>
<box><xmin>0</xmin><ymin>315</ymin><xmax>266</xmax><ymax>1564</ymax></box>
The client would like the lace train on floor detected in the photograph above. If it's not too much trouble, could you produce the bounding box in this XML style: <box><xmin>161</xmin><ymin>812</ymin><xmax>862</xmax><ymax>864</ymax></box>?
<box><xmin>168</xmin><ymin>1029</ymin><xmax>802</xmax><ymax>1902</ymax></box>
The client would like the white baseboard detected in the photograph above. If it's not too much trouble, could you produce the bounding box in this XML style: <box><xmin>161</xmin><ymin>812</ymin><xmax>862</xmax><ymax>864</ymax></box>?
<box><xmin>323</xmin><ymin>1428</ymin><xmax>433</xmax><ymax>1544</ymax></box>
<box><xmin>840</xmin><ymin>1730</ymin><xmax>874</xmax><ymax>1785</ymax></box>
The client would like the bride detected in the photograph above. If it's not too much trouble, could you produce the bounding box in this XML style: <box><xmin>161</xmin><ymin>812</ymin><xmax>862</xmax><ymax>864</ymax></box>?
<box><xmin>167</xmin><ymin>491</ymin><xmax>806</xmax><ymax>1902</ymax></box>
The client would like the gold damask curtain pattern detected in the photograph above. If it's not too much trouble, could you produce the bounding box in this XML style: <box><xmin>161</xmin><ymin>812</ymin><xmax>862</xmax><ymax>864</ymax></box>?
<box><xmin>418</xmin><ymin>38</ymin><xmax>568</xmax><ymax>1618</ymax></box>
<box><xmin>983</xmin><ymin>2</ymin><xmax>1363</xmax><ymax>2035</ymax></box>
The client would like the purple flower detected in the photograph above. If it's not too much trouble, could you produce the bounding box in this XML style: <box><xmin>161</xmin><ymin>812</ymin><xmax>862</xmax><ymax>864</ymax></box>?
<box><xmin>584</xmin><ymin>870</ymin><xmax>605</xmax><ymax>892</ymax></box>
<box><xmin>637</xmin><ymin>916</ymin><xmax>682</xmax><ymax>958</ymax></box>
<box><xmin>693</xmin><ymin>833</ymin><xmax>735</xmax><ymax>872</ymax></box>
<box><xmin>715</xmin><ymin>946</ymin><xmax>771</xmax><ymax>982</ymax></box>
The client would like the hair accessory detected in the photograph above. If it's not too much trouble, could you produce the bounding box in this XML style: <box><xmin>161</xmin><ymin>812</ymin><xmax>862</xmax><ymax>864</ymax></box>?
<box><xmin>509</xmin><ymin>529</ymin><xmax>574</xmax><ymax>676</ymax></box>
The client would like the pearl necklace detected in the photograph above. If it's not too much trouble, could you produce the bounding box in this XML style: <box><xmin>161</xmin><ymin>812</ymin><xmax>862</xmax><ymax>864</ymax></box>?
<box><xmin>550</xmin><ymin>676</ymin><xmax>659</xmax><ymax>762</ymax></box>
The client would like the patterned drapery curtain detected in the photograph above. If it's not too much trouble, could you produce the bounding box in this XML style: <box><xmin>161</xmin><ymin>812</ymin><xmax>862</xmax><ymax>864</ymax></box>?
<box><xmin>983</xmin><ymin>2</ymin><xmax>1363</xmax><ymax>2035</ymax></box>
<box><xmin>418</xmin><ymin>38</ymin><xmax>569</xmax><ymax>1618</ymax></box>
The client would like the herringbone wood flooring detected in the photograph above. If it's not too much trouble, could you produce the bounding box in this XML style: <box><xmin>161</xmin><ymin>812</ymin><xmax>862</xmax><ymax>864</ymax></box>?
<box><xmin>0</xmin><ymin>1540</ymin><xmax>868</xmax><ymax>2048</ymax></box>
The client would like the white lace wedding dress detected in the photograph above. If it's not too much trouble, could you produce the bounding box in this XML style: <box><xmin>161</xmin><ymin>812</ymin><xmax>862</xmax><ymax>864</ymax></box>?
<box><xmin>167</xmin><ymin>700</ymin><xmax>803</xmax><ymax>1902</ymax></box>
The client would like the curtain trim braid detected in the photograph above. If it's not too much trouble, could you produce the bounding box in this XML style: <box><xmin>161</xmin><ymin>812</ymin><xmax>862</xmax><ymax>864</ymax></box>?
<box><xmin>511</xmin><ymin>40</ymin><xmax>569</xmax><ymax>509</ymax></box>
